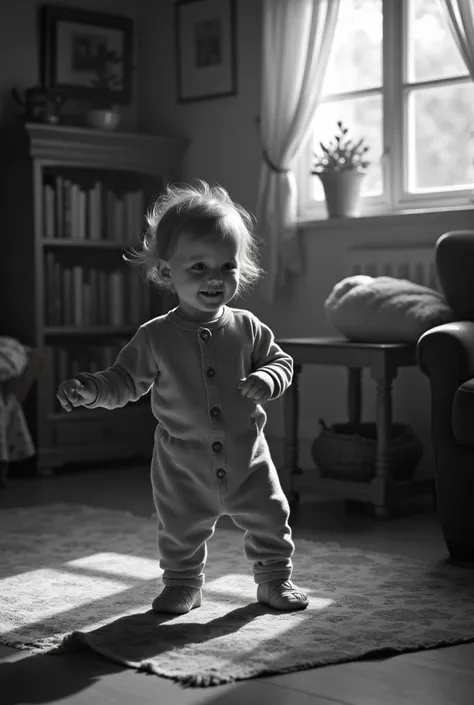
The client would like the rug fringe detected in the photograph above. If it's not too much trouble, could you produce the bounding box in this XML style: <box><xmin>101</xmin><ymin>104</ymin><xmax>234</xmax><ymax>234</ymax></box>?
<box><xmin>0</xmin><ymin>637</ymin><xmax>35</xmax><ymax>652</ymax></box>
<box><xmin>61</xmin><ymin>632</ymin><xmax>235</xmax><ymax>687</ymax></box>
<box><xmin>4</xmin><ymin>630</ymin><xmax>474</xmax><ymax>688</ymax></box>
<box><xmin>0</xmin><ymin>635</ymin><xmax>62</xmax><ymax>655</ymax></box>
<box><xmin>178</xmin><ymin>673</ymin><xmax>233</xmax><ymax>687</ymax></box>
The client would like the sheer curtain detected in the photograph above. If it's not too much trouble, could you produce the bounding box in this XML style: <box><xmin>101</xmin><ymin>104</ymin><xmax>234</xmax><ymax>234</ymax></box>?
<box><xmin>440</xmin><ymin>0</ymin><xmax>474</xmax><ymax>77</ymax></box>
<box><xmin>255</xmin><ymin>0</ymin><xmax>340</xmax><ymax>302</ymax></box>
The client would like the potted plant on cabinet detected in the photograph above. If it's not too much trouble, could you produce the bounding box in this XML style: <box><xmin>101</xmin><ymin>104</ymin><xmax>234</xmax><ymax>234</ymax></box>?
<box><xmin>311</xmin><ymin>121</ymin><xmax>370</xmax><ymax>218</ymax></box>
<box><xmin>86</xmin><ymin>45</ymin><xmax>124</xmax><ymax>131</ymax></box>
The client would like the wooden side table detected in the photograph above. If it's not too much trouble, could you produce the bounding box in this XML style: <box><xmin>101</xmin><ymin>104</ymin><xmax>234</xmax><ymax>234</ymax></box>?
<box><xmin>275</xmin><ymin>336</ymin><xmax>434</xmax><ymax>518</ymax></box>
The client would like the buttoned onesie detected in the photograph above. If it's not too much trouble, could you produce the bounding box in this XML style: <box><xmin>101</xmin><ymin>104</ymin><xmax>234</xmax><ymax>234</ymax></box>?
<box><xmin>78</xmin><ymin>305</ymin><xmax>295</xmax><ymax>589</ymax></box>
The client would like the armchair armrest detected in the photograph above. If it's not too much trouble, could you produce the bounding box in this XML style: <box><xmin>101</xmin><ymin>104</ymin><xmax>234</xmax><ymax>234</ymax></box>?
<box><xmin>416</xmin><ymin>322</ymin><xmax>474</xmax><ymax>446</ymax></box>
<box><xmin>417</xmin><ymin>321</ymin><xmax>474</xmax><ymax>383</ymax></box>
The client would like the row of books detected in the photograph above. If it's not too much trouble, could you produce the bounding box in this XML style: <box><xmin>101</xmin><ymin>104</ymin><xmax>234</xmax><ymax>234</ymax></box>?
<box><xmin>44</xmin><ymin>253</ymin><xmax>150</xmax><ymax>327</ymax></box>
<box><xmin>47</xmin><ymin>341</ymin><xmax>127</xmax><ymax>406</ymax></box>
<box><xmin>42</xmin><ymin>175</ymin><xmax>145</xmax><ymax>244</ymax></box>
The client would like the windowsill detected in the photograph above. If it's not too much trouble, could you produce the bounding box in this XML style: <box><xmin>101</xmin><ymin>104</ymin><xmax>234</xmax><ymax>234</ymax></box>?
<box><xmin>298</xmin><ymin>203</ymin><xmax>474</xmax><ymax>231</ymax></box>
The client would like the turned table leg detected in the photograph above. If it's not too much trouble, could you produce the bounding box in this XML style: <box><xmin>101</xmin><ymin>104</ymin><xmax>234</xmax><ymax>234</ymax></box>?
<box><xmin>282</xmin><ymin>363</ymin><xmax>302</xmax><ymax>507</ymax></box>
<box><xmin>344</xmin><ymin>367</ymin><xmax>363</xmax><ymax>514</ymax></box>
<box><xmin>348</xmin><ymin>367</ymin><xmax>362</xmax><ymax>428</ymax></box>
<box><xmin>371</xmin><ymin>370</ymin><xmax>396</xmax><ymax>519</ymax></box>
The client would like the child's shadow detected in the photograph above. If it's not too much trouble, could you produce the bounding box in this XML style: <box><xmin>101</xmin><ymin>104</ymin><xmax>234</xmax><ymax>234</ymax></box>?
<box><xmin>1</xmin><ymin>603</ymin><xmax>269</xmax><ymax>704</ymax></box>
<box><xmin>57</xmin><ymin>601</ymin><xmax>269</xmax><ymax>664</ymax></box>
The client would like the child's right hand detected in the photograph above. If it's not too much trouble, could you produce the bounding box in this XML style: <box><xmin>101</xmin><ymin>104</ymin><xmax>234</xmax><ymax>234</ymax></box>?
<box><xmin>56</xmin><ymin>378</ymin><xmax>97</xmax><ymax>412</ymax></box>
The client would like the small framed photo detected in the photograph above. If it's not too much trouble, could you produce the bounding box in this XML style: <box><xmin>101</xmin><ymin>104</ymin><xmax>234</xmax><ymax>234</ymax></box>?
<box><xmin>175</xmin><ymin>0</ymin><xmax>237</xmax><ymax>103</ymax></box>
<box><xmin>39</xmin><ymin>5</ymin><xmax>133</xmax><ymax>104</ymax></box>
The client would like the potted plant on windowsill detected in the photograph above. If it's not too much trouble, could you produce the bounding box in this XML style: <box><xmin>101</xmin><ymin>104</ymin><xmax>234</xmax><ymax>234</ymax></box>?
<box><xmin>311</xmin><ymin>121</ymin><xmax>370</xmax><ymax>218</ymax></box>
<box><xmin>86</xmin><ymin>46</ymin><xmax>124</xmax><ymax>132</ymax></box>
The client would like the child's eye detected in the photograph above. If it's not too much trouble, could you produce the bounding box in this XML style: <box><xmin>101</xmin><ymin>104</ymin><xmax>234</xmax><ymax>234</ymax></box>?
<box><xmin>191</xmin><ymin>262</ymin><xmax>236</xmax><ymax>271</ymax></box>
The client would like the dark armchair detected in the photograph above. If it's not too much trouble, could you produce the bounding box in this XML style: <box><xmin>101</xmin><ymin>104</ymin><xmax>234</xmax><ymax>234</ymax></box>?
<box><xmin>416</xmin><ymin>231</ymin><xmax>474</xmax><ymax>562</ymax></box>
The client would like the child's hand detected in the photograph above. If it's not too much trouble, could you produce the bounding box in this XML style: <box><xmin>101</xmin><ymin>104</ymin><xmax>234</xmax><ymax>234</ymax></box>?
<box><xmin>238</xmin><ymin>373</ymin><xmax>272</xmax><ymax>404</ymax></box>
<box><xmin>56</xmin><ymin>378</ymin><xmax>96</xmax><ymax>412</ymax></box>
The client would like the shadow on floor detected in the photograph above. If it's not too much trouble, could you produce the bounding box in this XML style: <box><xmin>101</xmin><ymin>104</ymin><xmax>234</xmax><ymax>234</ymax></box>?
<box><xmin>0</xmin><ymin>602</ymin><xmax>269</xmax><ymax>704</ymax></box>
<box><xmin>1</xmin><ymin>649</ymin><xmax>126</xmax><ymax>705</ymax></box>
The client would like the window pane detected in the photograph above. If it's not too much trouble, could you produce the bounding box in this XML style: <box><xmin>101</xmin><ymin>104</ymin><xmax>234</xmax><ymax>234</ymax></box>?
<box><xmin>407</xmin><ymin>82</ymin><xmax>474</xmax><ymax>191</ymax></box>
<box><xmin>321</xmin><ymin>0</ymin><xmax>382</xmax><ymax>96</ymax></box>
<box><xmin>407</xmin><ymin>0</ymin><xmax>469</xmax><ymax>83</ymax></box>
<box><xmin>311</xmin><ymin>95</ymin><xmax>383</xmax><ymax>200</ymax></box>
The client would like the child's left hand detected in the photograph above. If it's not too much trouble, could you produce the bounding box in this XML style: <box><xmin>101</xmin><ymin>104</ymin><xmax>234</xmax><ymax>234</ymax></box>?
<box><xmin>238</xmin><ymin>373</ymin><xmax>272</xmax><ymax>403</ymax></box>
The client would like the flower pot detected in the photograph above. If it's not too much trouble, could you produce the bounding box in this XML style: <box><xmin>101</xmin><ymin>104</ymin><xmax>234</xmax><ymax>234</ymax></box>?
<box><xmin>86</xmin><ymin>108</ymin><xmax>120</xmax><ymax>132</ymax></box>
<box><xmin>317</xmin><ymin>169</ymin><xmax>366</xmax><ymax>218</ymax></box>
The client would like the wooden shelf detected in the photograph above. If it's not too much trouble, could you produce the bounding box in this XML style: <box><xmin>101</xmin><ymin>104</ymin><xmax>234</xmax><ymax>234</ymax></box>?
<box><xmin>45</xmin><ymin>326</ymin><xmax>138</xmax><ymax>336</ymax></box>
<box><xmin>41</xmin><ymin>239</ymin><xmax>128</xmax><ymax>249</ymax></box>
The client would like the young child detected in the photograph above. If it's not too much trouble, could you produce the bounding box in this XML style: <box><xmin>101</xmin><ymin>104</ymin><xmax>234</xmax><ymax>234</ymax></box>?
<box><xmin>56</xmin><ymin>180</ymin><xmax>309</xmax><ymax>615</ymax></box>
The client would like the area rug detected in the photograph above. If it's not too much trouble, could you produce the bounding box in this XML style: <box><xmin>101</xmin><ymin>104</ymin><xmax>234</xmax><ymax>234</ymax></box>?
<box><xmin>1</xmin><ymin>504</ymin><xmax>474</xmax><ymax>688</ymax></box>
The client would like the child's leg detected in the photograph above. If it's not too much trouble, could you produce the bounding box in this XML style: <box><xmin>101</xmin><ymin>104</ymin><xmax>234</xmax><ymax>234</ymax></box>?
<box><xmin>155</xmin><ymin>511</ymin><xmax>219</xmax><ymax>589</ymax></box>
<box><xmin>226</xmin><ymin>435</ymin><xmax>308</xmax><ymax>610</ymax></box>
<box><xmin>151</xmin><ymin>437</ymin><xmax>220</xmax><ymax>590</ymax></box>
<box><xmin>225</xmin><ymin>437</ymin><xmax>294</xmax><ymax>583</ymax></box>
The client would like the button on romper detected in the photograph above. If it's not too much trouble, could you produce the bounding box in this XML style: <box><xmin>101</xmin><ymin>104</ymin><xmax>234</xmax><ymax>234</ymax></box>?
<box><xmin>78</xmin><ymin>306</ymin><xmax>295</xmax><ymax>589</ymax></box>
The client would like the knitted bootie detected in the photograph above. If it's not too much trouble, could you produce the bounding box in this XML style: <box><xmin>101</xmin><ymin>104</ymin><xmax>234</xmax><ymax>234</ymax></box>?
<box><xmin>152</xmin><ymin>585</ymin><xmax>202</xmax><ymax>614</ymax></box>
<box><xmin>257</xmin><ymin>579</ymin><xmax>309</xmax><ymax>610</ymax></box>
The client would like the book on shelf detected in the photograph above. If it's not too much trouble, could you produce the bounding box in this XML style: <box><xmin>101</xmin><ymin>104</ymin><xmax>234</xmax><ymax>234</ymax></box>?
<box><xmin>42</xmin><ymin>175</ymin><xmax>144</xmax><ymax>243</ymax></box>
<box><xmin>44</xmin><ymin>254</ymin><xmax>148</xmax><ymax>327</ymax></box>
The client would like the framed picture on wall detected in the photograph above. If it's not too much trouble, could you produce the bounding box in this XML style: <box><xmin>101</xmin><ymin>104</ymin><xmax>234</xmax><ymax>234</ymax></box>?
<box><xmin>175</xmin><ymin>0</ymin><xmax>237</xmax><ymax>103</ymax></box>
<box><xmin>39</xmin><ymin>5</ymin><xmax>133</xmax><ymax>105</ymax></box>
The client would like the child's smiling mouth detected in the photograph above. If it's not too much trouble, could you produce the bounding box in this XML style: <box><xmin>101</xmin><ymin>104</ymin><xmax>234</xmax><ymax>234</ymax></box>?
<box><xmin>200</xmin><ymin>291</ymin><xmax>223</xmax><ymax>298</ymax></box>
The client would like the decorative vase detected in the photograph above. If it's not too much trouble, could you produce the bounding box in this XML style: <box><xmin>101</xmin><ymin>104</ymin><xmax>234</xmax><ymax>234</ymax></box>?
<box><xmin>317</xmin><ymin>169</ymin><xmax>366</xmax><ymax>218</ymax></box>
<box><xmin>86</xmin><ymin>108</ymin><xmax>120</xmax><ymax>132</ymax></box>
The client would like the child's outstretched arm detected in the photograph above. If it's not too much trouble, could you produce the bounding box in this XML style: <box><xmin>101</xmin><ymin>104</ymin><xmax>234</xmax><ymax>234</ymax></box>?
<box><xmin>57</xmin><ymin>326</ymin><xmax>158</xmax><ymax>412</ymax></box>
<box><xmin>246</xmin><ymin>314</ymin><xmax>294</xmax><ymax>401</ymax></box>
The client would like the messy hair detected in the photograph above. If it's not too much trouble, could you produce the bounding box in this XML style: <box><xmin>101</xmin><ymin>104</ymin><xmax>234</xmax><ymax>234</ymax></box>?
<box><xmin>123</xmin><ymin>179</ymin><xmax>265</xmax><ymax>299</ymax></box>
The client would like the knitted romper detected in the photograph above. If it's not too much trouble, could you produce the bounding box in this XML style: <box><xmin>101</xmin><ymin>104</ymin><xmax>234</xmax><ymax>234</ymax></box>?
<box><xmin>79</xmin><ymin>305</ymin><xmax>295</xmax><ymax>589</ymax></box>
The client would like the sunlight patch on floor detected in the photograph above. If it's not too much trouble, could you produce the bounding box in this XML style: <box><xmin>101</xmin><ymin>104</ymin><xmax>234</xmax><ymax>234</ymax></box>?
<box><xmin>0</xmin><ymin>567</ymin><xmax>132</xmax><ymax>631</ymax></box>
<box><xmin>66</xmin><ymin>552</ymin><xmax>163</xmax><ymax>580</ymax></box>
<box><xmin>304</xmin><ymin>596</ymin><xmax>334</xmax><ymax>609</ymax></box>
<box><xmin>206</xmin><ymin>573</ymin><xmax>259</xmax><ymax>597</ymax></box>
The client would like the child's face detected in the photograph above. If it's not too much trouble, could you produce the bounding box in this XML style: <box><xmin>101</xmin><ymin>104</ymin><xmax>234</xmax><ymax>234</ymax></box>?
<box><xmin>164</xmin><ymin>232</ymin><xmax>240</xmax><ymax>321</ymax></box>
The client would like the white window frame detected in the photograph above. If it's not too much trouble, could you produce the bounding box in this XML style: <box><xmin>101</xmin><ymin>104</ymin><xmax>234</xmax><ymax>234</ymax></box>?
<box><xmin>296</xmin><ymin>0</ymin><xmax>474</xmax><ymax>222</ymax></box>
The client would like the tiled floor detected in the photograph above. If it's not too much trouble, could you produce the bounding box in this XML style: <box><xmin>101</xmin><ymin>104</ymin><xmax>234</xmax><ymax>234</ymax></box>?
<box><xmin>1</xmin><ymin>462</ymin><xmax>473</xmax><ymax>705</ymax></box>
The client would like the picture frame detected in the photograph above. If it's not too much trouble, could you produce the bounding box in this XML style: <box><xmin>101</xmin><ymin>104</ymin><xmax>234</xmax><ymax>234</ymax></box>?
<box><xmin>175</xmin><ymin>0</ymin><xmax>237</xmax><ymax>103</ymax></box>
<box><xmin>39</xmin><ymin>5</ymin><xmax>133</xmax><ymax>105</ymax></box>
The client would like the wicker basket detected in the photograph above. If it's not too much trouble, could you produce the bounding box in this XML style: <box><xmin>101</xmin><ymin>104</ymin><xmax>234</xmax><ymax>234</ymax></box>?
<box><xmin>311</xmin><ymin>419</ymin><xmax>423</xmax><ymax>482</ymax></box>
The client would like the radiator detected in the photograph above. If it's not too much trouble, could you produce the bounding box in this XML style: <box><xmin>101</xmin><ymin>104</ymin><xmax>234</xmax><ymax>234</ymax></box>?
<box><xmin>347</xmin><ymin>245</ymin><xmax>440</xmax><ymax>291</ymax></box>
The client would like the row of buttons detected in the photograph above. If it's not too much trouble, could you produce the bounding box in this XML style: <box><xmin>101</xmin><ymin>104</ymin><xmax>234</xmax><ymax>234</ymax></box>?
<box><xmin>201</xmin><ymin>330</ymin><xmax>224</xmax><ymax>478</ymax></box>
